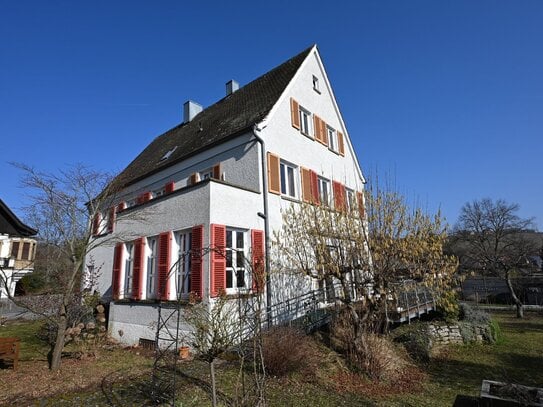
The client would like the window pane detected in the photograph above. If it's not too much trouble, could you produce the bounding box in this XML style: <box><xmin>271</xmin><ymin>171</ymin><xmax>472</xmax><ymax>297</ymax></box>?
<box><xmin>280</xmin><ymin>163</ymin><xmax>286</xmax><ymax>194</ymax></box>
<box><xmin>237</xmin><ymin>251</ymin><xmax>245</xmax><ymax>268</ymax></box>
<box><xmin>236</xmin><ymin>232</ymin><xmax>244</xmax><ymax>249</ymax></box>
<box><xmin>287</xmin><ymin>166</ymin><xmax>295</xmax><ymax>197</ymax></box>
<box><xmin>226</xmin><ymin>231</ymin><xmax>232</xmax><ymax>249</ymax></box>
<box><xmin>226</xmin><ymin>250</ymin><xmax>232</xmax><ymax>268</ymax></box>
<box><xmin>226</xmin><ymin>269</ymin><xmax>233</xmax><ymax>288</ymax></box>
<box><xmin>236</xmin><ymin>268</ymin><xmax>245</xmax><ymax>288</ymax></box>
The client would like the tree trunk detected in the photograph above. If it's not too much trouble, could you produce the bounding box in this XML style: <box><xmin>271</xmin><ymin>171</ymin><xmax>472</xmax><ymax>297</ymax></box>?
<box><xmin>50</xmin><ymin>302</ymin><xmax>67</xmax><ymax>370</ymax></box>
<box><xmin>505</xmin><ymin>270</ymin><xmax>524</xmax><ymax>319</ymax></box>
<box><xmin>210</xmin><ymin>358</ymin><xmax>217</xmax><ymax>407</ymax></box>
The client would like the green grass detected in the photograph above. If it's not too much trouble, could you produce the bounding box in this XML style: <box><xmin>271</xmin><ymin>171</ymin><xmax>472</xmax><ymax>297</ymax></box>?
<box><xmin>0</xmin><ymin>319</ymin><xmax>49</xmax><ymax>361</ymax></box>
<box><xmin>385</xmin><ymin>312</ymin><xmax>543</xmax><ymax>406</ymax></box>
<box><xmin>2</xmin><ymin>312</ymin><xmax>542</xmax><ymax>406</ymax></box>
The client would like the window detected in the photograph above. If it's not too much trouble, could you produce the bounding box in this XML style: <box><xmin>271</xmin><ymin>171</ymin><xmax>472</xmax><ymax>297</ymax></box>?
<box><xmin>318</xmin><ymin>177</ymin><xmax>330</xmax><ymax>205</ymax></box>
<box><xmin>153</xmin><ymin>188</ymin><xmax>166</xmax><ymax>199</ymax></box>
<box><xmin>226</xmin><ymin>229</ymin><xmax>248</xmax><ymax>292</ymax></box>
<box><xmin>174</xmin><ymin>230</ymin><xmax>192</xmax><ymax>296</ymax></box>
<box><xmin>346</xmin><ymin>188</ymin><xmax>355</xmax><ymax>211</ymax></box>
<box><xmin>280</xmin><ymin>160</ymin><xmax>297</xmax><ymax>198</ymax></box>
<box><xmin>200</xmin><ymin>168</ymin><xmax>213</xmax><ymax>180</ymax></box>
<box><xmin>124</xmin><ymin>243</ymin><xmax>135</xmax><ymax>296</ymax></box>
<box><xmin>11</xmin><ymin>241</ymin><xmax>20</xmax><ymax>259</ymax></box>
<box><xmin>146</xmin><ymin>236</ymin><xmax>158</xmax><ymax>298</ymax></box>
<box><xmin>299</xmin><ymin>107</ymin><xmax>311</xmax><ymax>136</ymax></box>
<box><xmin>327</xmin><ymin>126</ymin><xmax>338</xmax><ymax>153</ymax></box>
<box><xmin>312</xmin><ymin>75</ymin><xmax>320</xmax><ymax>93</ymax></box>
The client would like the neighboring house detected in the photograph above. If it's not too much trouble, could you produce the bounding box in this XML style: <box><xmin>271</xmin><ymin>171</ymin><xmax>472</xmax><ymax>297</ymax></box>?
<box><xmin>0</xmin><ymin>199</ymin><xmax>37</xmax><ymax>298</ymax></box>
<box><xmin>88</xmin><ymin>45</ymin><xmax>366</xmax><ymax>345</ymax></box>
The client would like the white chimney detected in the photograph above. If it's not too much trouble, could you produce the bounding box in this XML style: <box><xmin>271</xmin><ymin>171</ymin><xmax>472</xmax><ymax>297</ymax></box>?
<box><xmin>183</xmin><ymin>100</ymin><xmax>203</xmax><ymax>123</ymax></box>
<box><xmin>226</xmin><ymin>80</ymin><xmax>239</xmax><ymax>96</ymax></box>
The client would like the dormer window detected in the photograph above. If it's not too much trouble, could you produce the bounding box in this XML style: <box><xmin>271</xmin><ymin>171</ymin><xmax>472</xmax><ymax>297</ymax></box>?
<box><xmin>312</xmin><ymin>75</ymin><xmax>320</xmax><ymax>93</ymax></box>
<box><xmin>160</xmin><ymin>146</ymin><xmax>178</xmax><ymax>161</ymax></box>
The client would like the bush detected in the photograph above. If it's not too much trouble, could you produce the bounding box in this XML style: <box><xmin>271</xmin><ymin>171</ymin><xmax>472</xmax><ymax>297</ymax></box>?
<box><xmin>459</xmin><ymin>303</ymin><xmax>490</xmax><ymax>325</ymax></box>
<box><xmin>358</xmin><ymin>334</ymin><xmax>409</xmax><ymax>381</ymax></box>
<box><xmin>392</xmin><ymin>323</ymin><xmax>432</xmax><ymax>363</ymax></box>
<box><xmin>261</xmin><ymin>326</ymin><xmax>314</xmax><ymax>377</ymax></box>
<box><xmin>18</xmin><ymin>271</ymin><xmax>49</xmax><ymax>294</ymax></box>
<box><xmin>435</xmin><ymin>290</ymin><xmax>460</xmax><ymax>321</ymax></box>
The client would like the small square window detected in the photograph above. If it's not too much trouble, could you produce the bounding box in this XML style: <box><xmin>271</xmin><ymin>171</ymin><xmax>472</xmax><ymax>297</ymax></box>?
<box><xmin>312</xmin><ymin>75</ymin><xmax>320</xmax><ymax>93</ymax></box>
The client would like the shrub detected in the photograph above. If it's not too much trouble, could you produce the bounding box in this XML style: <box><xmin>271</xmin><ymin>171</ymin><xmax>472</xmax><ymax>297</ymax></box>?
<box><xmin>392</xmin><ymin>323</ymin><xmax>432</xmax><ymax>363</ymax></box>
<box><xmin>261</xmin><ymin>326</ymin><xmax>314</xmax><ymax>377</ymax></box>
<box><xmin>459</xmin><ymin>303</ymin><xmax>490</xmax><ymax>325</ymax></box>
<box><xmin>358</xmin><ymin>334</ymin><xmax>409</xmax><ymax>381</ymax></box>
<box><xmin>435</xmin><ymin>290</ymin><xmax>460</xmax><ymax>321</ymax></box>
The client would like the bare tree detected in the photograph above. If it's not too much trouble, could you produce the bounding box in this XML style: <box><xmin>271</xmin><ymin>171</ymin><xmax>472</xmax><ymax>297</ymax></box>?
<box><xmin>274</xmin><ymin>184</ymin><xmax>457</xmax><ymax>373</ymax></box>
<box><xmin>0</xmin><ymin>163</ymin><xmax>136</xmax><ymax>370</ymax></box>
<box><xmin>451</xmin><ymin>198</ymin><xmax>538</xmax><ymax>318</ymax></box>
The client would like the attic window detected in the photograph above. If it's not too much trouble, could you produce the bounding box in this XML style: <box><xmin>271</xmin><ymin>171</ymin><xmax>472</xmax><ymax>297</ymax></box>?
<box><xmin>312</xmin><ymin>75</ymin><xmax>320</xmax><ymax>93</ymax></box>
<box><xmin>160</xmin><ymin>146</ymin><xmax>178</xmax><ymax>161</ymax></box>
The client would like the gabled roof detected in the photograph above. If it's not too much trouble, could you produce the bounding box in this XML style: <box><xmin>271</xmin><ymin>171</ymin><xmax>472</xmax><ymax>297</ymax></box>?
<box><xmin>0</xmin><ymin>199</ymin><xmax>37</xmax><ymax>237</ymax></box>
<box><xmin>115</xmin><ymin>45</ymin><xmax>314</xmax><ymax>187</ymax></box>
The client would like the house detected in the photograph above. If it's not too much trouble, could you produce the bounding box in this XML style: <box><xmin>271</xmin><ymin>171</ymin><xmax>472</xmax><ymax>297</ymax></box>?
<box><xmin>0</xmin><ymin>199</ymin><xmax>37</xmax><ymax>299</ymax></box>
<box><xmin>88</xmin><ymin>45</ymin><xmax>366</xmax><ymax>345</ymax></box>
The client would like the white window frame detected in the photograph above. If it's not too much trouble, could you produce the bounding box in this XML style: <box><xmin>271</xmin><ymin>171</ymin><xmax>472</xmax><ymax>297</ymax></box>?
<box><xmin>327</xmin><ymin>126</ymin><xmax>338</xmax><ymax>153</ymax></box>
<box><xmin>299</xmin><ymin>106</ymin><xmax>312</xmax><ymax>137</ymax></box>
<box><xmin>153</xmin><ymin>188</ymin><xmax>165</xmax><ymax>199</ymax></box>
<box><xmin>312</xmin><ymin>75</ymin><xmax>320</xmax><ymax>93</ymax></box>
<box><xmin>146</xmin><ymin>236</ymin><xmax>158</xmax><ymax>299</ymax></box>
<box><xmin>280</xmin><ymin>160</ymin><xmax>298</xmax><ymax>198</ymax></box>
<box><xmin>174</xmin><ymin>229</ymin><xmax>192</xmax><ymax>297</ymax></box>
<box><xmin>200</xmin><ymin>168</ymin><xmax>213</xmax><ymax>180</ymax></box>
<box><xmin>346</xmin><ymin>188</ymin><xmax>355</xmax><ymax>211</ymax></box>
<box><xmin>225</xmin><ymin>228</ymin><xmax>249</xmax><ymax>294</ymax></box>
<box><xmin>124</xmin><ymin>242</ymin><xmax>135</xmax><ymax>298</ymax></box>
<box><xmin>318</xmin><ymin>177</ymin><xmax>330</xmax><ymax>206</ymax></box>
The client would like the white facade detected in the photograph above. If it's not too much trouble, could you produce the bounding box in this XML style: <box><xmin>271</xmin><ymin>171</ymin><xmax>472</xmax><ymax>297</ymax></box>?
<box><xmin>0</xmin><ymin>234</ymin><xmax>36</xmax><ymax>298</ymax></box>
<box><xmin>88</xmin><ymin>46</ymin><xmax>365</xmax><ymax>345</ymax></box>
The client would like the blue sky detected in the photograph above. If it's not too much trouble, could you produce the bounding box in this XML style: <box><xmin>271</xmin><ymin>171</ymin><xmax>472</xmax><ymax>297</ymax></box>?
<box><xmin>1</xmin><ymin>1</ymin><xmax>542</xmax><ymax>229</ymax></box>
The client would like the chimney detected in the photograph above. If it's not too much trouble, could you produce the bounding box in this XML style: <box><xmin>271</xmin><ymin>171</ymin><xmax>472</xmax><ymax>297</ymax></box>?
<box><xmin>226</xmin><ymin>80</ymin><xmax>239</xmax><ymax>96</ymax></box>
<box><xmin>183</xmin><ymin>100</ymin><xmax>203</xmax><ymax>123</ymax></box>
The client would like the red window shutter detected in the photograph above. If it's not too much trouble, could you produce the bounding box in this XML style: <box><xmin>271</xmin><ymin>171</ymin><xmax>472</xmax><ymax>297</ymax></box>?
<box><xmin>357</xmin><ymin>192</ymin><xmax>365</xmax><ymax>219</ymax></box>
<box><xmin>212</xmin><ymin>163</ymin><xmax>221</xmax><ymax>180</ymax></box>
<box><xmin>117</xmin><ymin>201</ymin><xmax>127</xmax><ymax>212</ymax></box>
<box><xmin>300</xmin><ymin>167</ymin><xmax>312</xmax><ymax>203</ymax></box>
<box><xmin>251</xmin><ymin>229</ymin><xmax>265</xmax><ymax>293</ymax></box>
<box><xmin>337</xmin><ymin>131</ymin><xmax>345</xmax><ymax>156</ymax></box>
<box><xmin>92</xmin><ymin>213</ymin><xmax>101</xmax><ymax>236</ymax></box>
<box><xmin>310</xmin><ymin>170</ymin><xmax>320</xmax><ymax>205</ymax></box>
<box><xmin>188</xmin><ymin>173</ymin><xmax>198</xmax><ymax>186</ymax></box>
<box><xmin>158</xmin><ymin>231</ymin><xmax>171</xmax><ymax>300</ymax></box>
<box><xmin>267</xmin><ymin>152</ymin><xmax>280</xmax><ymax>195</ymax></box>
<box><xmin>321</xmin><ymin>119</ymin><xmax>328</xmax><ymax>145</ymax></box>
<box><xmin>313</xmin><ymin>114</ymin><xmax>321</xmax><ymax>141</ymax></box>
<box><xmin>190</xmin><ymin>225</ymin><xmax>204</xmax><ymax>299</ymax></box>
<box><xmin>210</xmin><ymin>224</ymin><xmax>226</xmax><ymax>297</ymax></box>
<box><xmin>132</xmin><ymin>238</ymin><xmax>145</xmax><ymax>300</ymax></box>
<box><xmin>144</xmin><ymin>192</ymin><xmax>152</xmax><ymax>202</ymax></box>
<box><xmin>333</xmin><ymin>181</ymin><xmax>346</xmax><ymax>212</ymax></box>
<box><xmin>290</xmin><ymin>98</ymin><xmax>300</xmax><ymax>129</ymax></box>
<box><xmin>107</xmin><ymin>207</ymin><xmax>116</xmax><ymax>233</ymax></box>
<box><xmin>112</xmin><ymin>243</ymin><xmax>123</xmax><ymax>300</ymax></box>
<box><xmin>165</xmin><ymin>181</ymin><xmax>175</xmax><ymax>194</ymax></box>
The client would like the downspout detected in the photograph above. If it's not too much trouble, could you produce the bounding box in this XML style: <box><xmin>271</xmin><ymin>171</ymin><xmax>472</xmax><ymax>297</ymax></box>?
<box><xmin>252</xmin><ymin>125</ymin><xmax>272</xmax><ymax>327</ymax></box>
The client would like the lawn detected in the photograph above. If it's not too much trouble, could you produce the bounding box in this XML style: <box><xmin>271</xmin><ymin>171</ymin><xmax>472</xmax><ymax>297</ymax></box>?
<box><xmin>1</xmin><ymin>312</ymin><xmax>542</xmax><ymax>406</ymax></box>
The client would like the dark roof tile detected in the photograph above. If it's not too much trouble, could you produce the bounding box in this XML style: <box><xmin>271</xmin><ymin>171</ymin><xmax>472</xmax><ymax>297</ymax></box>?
<box><xmin>116</xmin><ymin>46</ymin><xmax>313</xmax><ymax>187</ymax></box>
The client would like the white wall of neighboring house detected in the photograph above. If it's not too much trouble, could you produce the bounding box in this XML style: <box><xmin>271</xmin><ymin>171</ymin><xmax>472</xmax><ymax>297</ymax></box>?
<box><xmin>0</xmin><ymin>234</ymin><xmax>36</xmax><ymax>298</ymax></box>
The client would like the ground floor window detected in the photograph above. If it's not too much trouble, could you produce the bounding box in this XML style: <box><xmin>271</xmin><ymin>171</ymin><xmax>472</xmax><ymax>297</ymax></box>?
<box><xmin>226</xmin><ymin>228</ymin><xmax>248</xmax><ymax>293</ymax></box>
<box><xmin>175</xmin><ymin>230</ymin><xmax>192</xmax><ymax>296</ymax></box>
<box><xmin>124</xmin><ymin>242</ymin><xmax>134</xmax><ymax>297</ymax></box>
<box><xmin>146</xmin><ymin>236</ymin><xmax>158</xmax><ymax>299</ymax></box>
